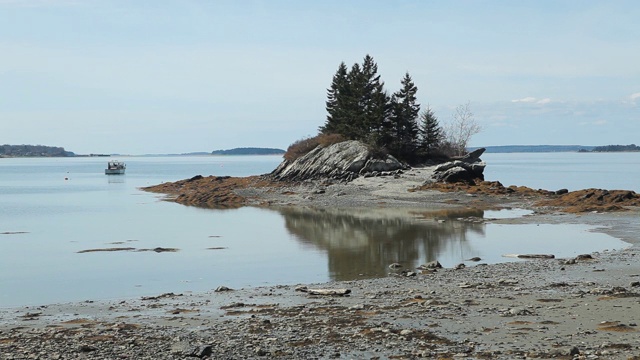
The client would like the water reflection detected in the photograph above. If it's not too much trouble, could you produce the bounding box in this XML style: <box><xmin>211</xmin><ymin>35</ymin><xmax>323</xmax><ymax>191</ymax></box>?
<box><xmin>107</xmin><ymin>176</ymin><xmax>125</xmax><ymax>184</ymax></box>
<box><xmin>278</xmin><ymin>207</ymin><xmax>486</xmax><ymax>280</ymax></box>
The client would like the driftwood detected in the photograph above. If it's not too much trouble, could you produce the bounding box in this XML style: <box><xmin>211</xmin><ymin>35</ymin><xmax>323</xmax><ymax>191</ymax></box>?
<box><xmin>503</xmin><ymin>254</ymin><xmax>555</xmax><ymax>259</ymax></box>
<box><xmin>295</xmin><ymin>286</ymin><xmax>351</xmax><ymax>296</ymax></box>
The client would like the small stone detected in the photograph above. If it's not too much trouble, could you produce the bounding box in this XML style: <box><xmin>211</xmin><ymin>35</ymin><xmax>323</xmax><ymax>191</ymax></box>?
<box><xmin>78</xmin><ymin>345</ymin><xmax>97</xmax><ymax>352</ymax></box>
<box><xmin>255</xmin><ymin>348</ymin><xmax>269</xmax><ymax>356</ymax></box>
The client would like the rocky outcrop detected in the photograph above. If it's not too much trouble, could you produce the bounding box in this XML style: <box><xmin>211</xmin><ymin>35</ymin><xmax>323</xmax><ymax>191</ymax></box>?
<box><xmin>430</xmin><ymin>148</ymin><xmax>486</xmax><ymax>184</ymax></box>
<box><xmin>270</xmin><ymin>140</ymin><xmax>406</xmax><ymax>182</ymax></box>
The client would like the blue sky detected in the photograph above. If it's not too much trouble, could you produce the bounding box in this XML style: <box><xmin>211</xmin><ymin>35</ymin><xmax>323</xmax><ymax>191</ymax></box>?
<box><xmin>1</xmin><ymin>0</ymin><xmax>638</xmax><ymax>154</ymax></box>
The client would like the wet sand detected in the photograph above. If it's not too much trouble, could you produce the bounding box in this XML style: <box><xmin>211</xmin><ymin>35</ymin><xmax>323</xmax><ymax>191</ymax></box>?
<box><xmin>2</xmin><ymin>168</ymin><xmax>640</xmax><ymax>359</ymax></box>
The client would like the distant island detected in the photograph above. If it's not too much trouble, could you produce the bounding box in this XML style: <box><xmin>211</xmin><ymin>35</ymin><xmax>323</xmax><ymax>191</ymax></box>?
<box><xmin>0</xmin><ymin>144</ymin><xmax>75</xmax><ymax>157</ymax></box>
<box><xmin>584</xmin><ymin>144</ymin><xmax>640</xmax><ymax>152</ymax></box>
<box><xmin>471</xmin><ymin>145</ymin><xmax>595</xmax><ymax>153</ymax></box>
<box><xmin>211</xmin><ymin>147</ymin><xmax>285</xmax><ymax>156</ymax></box>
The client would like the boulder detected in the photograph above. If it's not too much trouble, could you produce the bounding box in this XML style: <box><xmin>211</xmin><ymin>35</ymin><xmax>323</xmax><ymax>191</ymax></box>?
<box><xmin>430</xmin><ymin>148</ymin><xmax>486</xmax><ymax>184</ymax></box>
<box><xmin>270</xmin><ymin>140</ymin><xmax>406</xmax><ymax>182</ymax></box>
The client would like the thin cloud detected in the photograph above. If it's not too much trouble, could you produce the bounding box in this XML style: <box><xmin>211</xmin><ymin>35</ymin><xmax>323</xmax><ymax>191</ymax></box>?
<box><xmin>511</xmin><ymin>97</ymin><xmax>537</xmax><ymax>103</ymax></box>
<box><xmin>579</xmin><ymin>120</ymin><xmax>608</xmax><ymax>126</ymax></box>
<box><xmin>511</xmin><ymin>97</ymin><xmax>552</xmax><ymax>105</ymax></box>
<box><xmin>630</xmin><ymin>93</ymin><xmax>640</xmax><ymax>103</ymax></box>
<box><xmin>0</xmin><ymin>0</ymin><xmax>86</xmax><ymax>7</ymax></box>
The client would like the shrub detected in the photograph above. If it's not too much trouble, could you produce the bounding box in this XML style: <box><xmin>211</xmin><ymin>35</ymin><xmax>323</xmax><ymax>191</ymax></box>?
<box><xmin>283</xmin><ymin>133</ymin><xmax>346</xmax><ymax>162</ymax></box>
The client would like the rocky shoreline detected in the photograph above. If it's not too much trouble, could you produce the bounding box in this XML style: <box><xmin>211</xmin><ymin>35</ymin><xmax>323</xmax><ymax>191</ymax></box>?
<box><xmin>1</xmin><ymin>228</ymin><xmax>639</xmax><ymax>359</ymax></box>
<box><xmin>3</xmin><ymin>156</ymin><xmax>640</xmax><ymax>358</ymax></box>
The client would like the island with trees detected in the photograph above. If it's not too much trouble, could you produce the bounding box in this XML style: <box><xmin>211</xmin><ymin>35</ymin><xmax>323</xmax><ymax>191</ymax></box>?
<box><xmin>0</xmin><ymin>145</ymin><xmax>75</xmax><ymax>157</ymax></box>
<box><xmin>211</xmin><ymin>147</ymin><xmax>285</xmax><ymax>156</ymax></box>
<box><xmin>588</xmin><ymin>144</ymin><xmax>640</xmax><ymax>152</ymax></box>
<box><xmin>284</xmin><ymin>55</ymin><xmax>480</xmax><ymax>165</ymax></box>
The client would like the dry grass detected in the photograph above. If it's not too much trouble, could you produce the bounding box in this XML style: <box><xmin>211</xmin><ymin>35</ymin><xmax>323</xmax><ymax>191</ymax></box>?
<box><xmin>283</xmin><ymin>133</ymin><xmax>345</xmax><ymax>162</ymax></box>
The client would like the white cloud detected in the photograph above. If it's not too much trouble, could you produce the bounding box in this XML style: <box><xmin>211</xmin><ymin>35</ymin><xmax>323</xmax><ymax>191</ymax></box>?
<box><xmin>630</xmin><ymin>93</ymin><xmax>640</xmax><ymax>103</ymax></box>
<box><xmin>537</xmin><ymin>98</ymin><xmax>552</xmax><ymax>104</ymax></box>
<box><xmin>580</xmin><ymin>119</ymin><xmax>608</xmax><ymax>126</ymax></box>
<box><xmin>511</xmin><ymin>97</ymin><xmax>537</xmax><ymax>103</ymax></box>
<box><xmin>511</xmin><ymin>97</ymin><xmax>552</xmax><ymax>105</ymax></box>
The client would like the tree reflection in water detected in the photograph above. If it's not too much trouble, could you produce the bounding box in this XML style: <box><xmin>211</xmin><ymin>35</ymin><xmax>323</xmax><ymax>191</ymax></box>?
<box><xmin>278</xmin><ymin>207</ymin><xmax>486</xmax><ymax>281</ymax></box>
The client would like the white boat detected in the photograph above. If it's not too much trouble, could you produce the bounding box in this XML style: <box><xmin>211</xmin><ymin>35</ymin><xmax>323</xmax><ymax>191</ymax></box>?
<box><xmin>105</xmin><ymin>160</ymin><xmax>126</xmax><ymax>175</ymax></box>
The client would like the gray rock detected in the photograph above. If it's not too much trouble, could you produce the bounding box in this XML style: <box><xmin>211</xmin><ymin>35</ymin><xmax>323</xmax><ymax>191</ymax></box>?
<box><xmin>270</xmin><ymin>140</ymin><xmax>405</xmax><ymax>182</ymax></box>
<box><xmin>184</xmin><ymin>345</ymin><xmax>212</xmax><ymax>358</ymax></box>
<box><xmin>430</xmin><ymin>149</ymin><xmax>486</xmax><ymax>184</ymax></box>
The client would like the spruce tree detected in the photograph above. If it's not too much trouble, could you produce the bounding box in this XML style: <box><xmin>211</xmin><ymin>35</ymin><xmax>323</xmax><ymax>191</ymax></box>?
<box><xmin>389</xmin><ymin>72</ymin><xmax>420</xmax><ymax>158</ymax></box>
<box><xmin>343</xmin><ymin>62</ymin><xmax>367</xmax><ymax>140</ymax></box>
<box><xmin>360</xmin><ymin>55</ymin><xmax>390</xmax><ymax>147</ymax></box>
<box><xmin>418</xmin><ymin>106</ymin><xmax>443</xmax><ymax>156</ymax></box>
<box><xmin>320</xmin><ymin>62</ymin><xmax>349</xmax><ymax>135</ymax></box>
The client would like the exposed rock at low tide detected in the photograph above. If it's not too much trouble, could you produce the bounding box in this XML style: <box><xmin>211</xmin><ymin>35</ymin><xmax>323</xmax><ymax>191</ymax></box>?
<box><xmin>430</xmin><ymin>148</ymin><xmax>486</xmax><ymax>184</ymax></box>
<box><xmin>270</xmin><ymin>140</ymin><xmax>406</xmax><ymax>182</ymax></box>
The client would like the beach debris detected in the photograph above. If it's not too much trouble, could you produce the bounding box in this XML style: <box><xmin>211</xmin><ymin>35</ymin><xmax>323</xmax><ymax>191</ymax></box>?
<box><xmin>183</xmin><ymin>344</ymin><xmax>212</xmax><ymax>358</ymax></box>
<box><xmin>399</xmin><ymin>270</ymin><xmax>417</xmax><ymax>277</ymax></box>
<box><xmin>295</xmin><ymin>286</ymin><xmax>351</xmax><ymax>296</ymax></box>
<box><xmin>417</xmin><ymin>260</ymin><xmax>442</xmax><ymax>270</ymax></box>
<box><xmin>467</xmin><ymin>257</ymin><xmax>481</xmax><ymax>262</ymax></box>
<box><xmin>215</xmin><ymin>286</ymin><xmax>233</xmax><ymax>292</ymax></box>
<box><xmin>77</xmin><ymin>247</ymin><xmax>136</xmax><ymax>253</ymax></box>
<box><xmin>454</xmin><ymin>263</ymin><xmax>466</xmax><ymax>270</ymax></box>
<box><xmin>141</xmin><ymin>292</ymin><xmax>183</xmax><ymax>301</ymax></box>
<box><xmin>503</xmin><ymin>254</ymin><xmax>555</xmax><ymax>259</ymax></box>
<box><xmin>388</xmin><ymin>262</ymin><xmax>402</xmax><ymax>269</ymax></box>
<box><xmin>147</xmin><ymin>247</ymin><xmax>179</xmax><ymax>253</ymax></box>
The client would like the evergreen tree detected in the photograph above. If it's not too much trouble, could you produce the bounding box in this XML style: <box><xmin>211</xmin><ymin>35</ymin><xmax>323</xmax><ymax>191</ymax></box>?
<box><xmin>343</xmin><ymin>62</ymin><xmax>367</xmax><ymax>140</ymax></box>
<box><xmin>360</xmin><ymin>55</ymin><xmax>390</xmax><ymax>147</ymax></box>
<box><xmin>388</xmin><ymin>72</ymin><xmax>420</xmax><ymax>158</ymax></box>
<box><xmin>320</xmin><ymin>62</ymin><xmax>349</xmax><ymax>135</ymax></box>
<box><xmin>418</xmin><ymin>106</ymin><xmax>443</xmax><ymax>155</ymax></box>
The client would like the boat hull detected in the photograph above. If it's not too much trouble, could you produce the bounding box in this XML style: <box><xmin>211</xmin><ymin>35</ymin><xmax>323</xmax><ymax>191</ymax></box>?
<box><xmin>105</xmin><ymin>169</ymin><xmax>125</xmax><ymax>175</ymax></box>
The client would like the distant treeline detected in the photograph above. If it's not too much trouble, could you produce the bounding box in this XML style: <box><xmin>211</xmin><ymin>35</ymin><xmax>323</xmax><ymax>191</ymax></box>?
<box><xmin>589</xmin><ymin>144</ymin><xmax>640</xmax><ymax>152</ymax></box>
<box><xmin>0</xmin><ymin>144</ymin><xmax>75</xmax><ymax>157</ymax></box>
<box><xmin>471</xmin><ymin>145</ymin><xmax>595</xmax><ymax>153</ymax></box>
<box><xmin>211</xmin><ymin>147</ymin><xmax>285</xmax><ymax>155</ymax></box>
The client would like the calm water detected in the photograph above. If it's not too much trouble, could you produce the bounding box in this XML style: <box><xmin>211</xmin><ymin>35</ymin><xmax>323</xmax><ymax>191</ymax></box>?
<box><xmin>0</xmin><ymin>153</ymin><xmax>636</xmax><ymax>307</ymax></box>
<box><xmin>483</xmin><ymin>152</ymin><xmax>640</xmax><ymax>192</ymax></box>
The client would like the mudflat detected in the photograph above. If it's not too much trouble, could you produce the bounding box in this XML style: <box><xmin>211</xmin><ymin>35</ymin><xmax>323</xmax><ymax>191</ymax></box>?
<box><xmin>2</xmin><ymin>168</ymin><xmax>640</xmax><ymax>359</ymax></box>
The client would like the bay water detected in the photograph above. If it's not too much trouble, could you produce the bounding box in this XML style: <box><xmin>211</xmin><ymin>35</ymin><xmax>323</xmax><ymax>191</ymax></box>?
<box><xmin>1</xmin><ymin>153</ymin><xmax>637</xmax><ymax>307</ymax></box>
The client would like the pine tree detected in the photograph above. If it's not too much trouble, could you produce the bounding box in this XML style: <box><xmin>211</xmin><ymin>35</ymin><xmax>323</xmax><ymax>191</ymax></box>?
<box><xmin>418</xmin><ymin>106</ymin><xmax>443</xmax><ymax>156</ymax></box>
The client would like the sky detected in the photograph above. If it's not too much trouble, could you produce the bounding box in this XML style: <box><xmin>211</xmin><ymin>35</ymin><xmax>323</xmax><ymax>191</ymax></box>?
<box><xmin>1</xmin><ymin>0</ymin><xmax>639</xmax><ymax>155</ymax></box>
